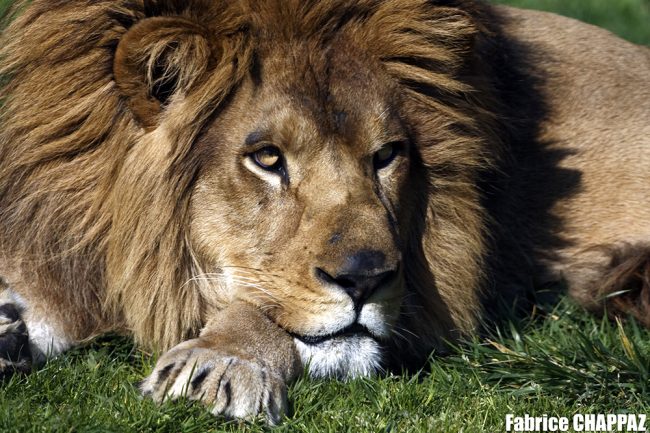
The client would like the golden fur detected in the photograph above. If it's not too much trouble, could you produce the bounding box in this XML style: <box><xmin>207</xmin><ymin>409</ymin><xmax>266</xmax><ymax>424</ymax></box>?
<box><xmin>0</xmin><ymin>0</ymin><xmax>495</xmax><ymax>355</ymax></box>
<box><xmin>0</xmin><ymin>0</ymin><xmax>649</xmax><ymax>420</ymax></box>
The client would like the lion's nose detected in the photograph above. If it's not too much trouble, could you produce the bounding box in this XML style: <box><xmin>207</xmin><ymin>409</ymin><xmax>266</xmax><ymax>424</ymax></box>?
<box><xmin>316</xmin><ymin>250</ymin><xmax>399</xmax><ymax>307</ymax></box>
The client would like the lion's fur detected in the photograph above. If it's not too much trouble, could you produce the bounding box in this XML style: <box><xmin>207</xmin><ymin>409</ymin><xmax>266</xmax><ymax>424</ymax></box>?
<box><xmin>0</xmin><ymin>0</ymin><xmax>649</xmax><ymax>368</ymax></box>
<box><xmin>0</xmin><ymin>0</ymin><xmax>251</xmax><ymax>348</ymax></box>
<box><xmin>0</xmin><ymin>0</ymin><xmax>499</xmax><ymax>354</ymax></box>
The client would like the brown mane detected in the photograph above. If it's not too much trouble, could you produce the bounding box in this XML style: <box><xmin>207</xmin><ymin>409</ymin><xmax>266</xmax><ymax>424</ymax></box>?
<box><xmin>0</xmin><ymin>0</ymin><xmax>500</xmax><ymax>353</ymax></box>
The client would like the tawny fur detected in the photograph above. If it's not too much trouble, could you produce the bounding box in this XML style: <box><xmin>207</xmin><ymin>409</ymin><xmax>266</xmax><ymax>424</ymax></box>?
<box><xmin>0</xmin><ymin>0</ymin><xmax>648</xmax><ymax>370</ymax></box>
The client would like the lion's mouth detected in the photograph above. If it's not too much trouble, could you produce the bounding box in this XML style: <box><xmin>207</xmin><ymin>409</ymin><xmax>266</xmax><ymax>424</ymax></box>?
<box><xmin>291</xmin><ymin>323</ymin><xmax>374</xmax><ymax>345</ymax></box>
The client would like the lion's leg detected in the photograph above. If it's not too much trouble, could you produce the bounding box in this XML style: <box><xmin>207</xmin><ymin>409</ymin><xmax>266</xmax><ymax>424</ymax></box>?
<box><xmin>566</xmin><ymin>243</ymin><xmax>650</xmax><ymax>327</ymax></box>
<box><xmin>0</xmin><ymin>280</ymin><xmax>74</xmax><ymax>376</ymax></box>
<box><xmin>139</xmin><ymin>301</ymin><xmax>301</xmax><ymax>425</ymax></box>
<box><xmin>0</xmin><ymin>285</ymin><xmax>32</xmax><ymax>377</ymax></box>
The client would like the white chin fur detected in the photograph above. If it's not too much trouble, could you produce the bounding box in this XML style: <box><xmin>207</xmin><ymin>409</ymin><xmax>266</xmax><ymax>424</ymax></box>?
<box><xmin>294</xmin><ymin>335</ymin><xmax>383</xmax><ymax>380</ymax></box>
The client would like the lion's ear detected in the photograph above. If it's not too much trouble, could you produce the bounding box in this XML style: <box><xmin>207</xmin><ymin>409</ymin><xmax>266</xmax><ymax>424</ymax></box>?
<box><xmin>114</xmin><ymin>16</ymin><xmax>212</xmax><ymax>129</ymax></box>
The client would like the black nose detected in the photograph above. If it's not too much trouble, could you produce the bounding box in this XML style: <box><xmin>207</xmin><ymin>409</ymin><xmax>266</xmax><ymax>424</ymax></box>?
<box><xmin>316</xmin><ymin>250</ymin><xmax>399</xmax><ymax>306</ymax></box>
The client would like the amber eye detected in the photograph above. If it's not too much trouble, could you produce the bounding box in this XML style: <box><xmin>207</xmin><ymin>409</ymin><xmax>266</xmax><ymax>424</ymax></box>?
<box><xmin>251</xmin><ymin>146</ymin><xmax>283</xmax><ymax>172</ymax></box>
<box><xmin>373</xmin><ymin>141</ymin><xmax>401</xmax><ymax>170</ymax></box>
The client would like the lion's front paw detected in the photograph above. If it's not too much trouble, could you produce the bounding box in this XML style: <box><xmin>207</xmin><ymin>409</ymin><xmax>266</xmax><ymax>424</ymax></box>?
<box><xmin>0</xmin><ymin>302</ymin><xmax>32</xmax><ymax>378</ymax></box>
<box><xmin>140</xmin><ymin>340</ymin><xmax>288</xmax><ymax>425</ymax></box>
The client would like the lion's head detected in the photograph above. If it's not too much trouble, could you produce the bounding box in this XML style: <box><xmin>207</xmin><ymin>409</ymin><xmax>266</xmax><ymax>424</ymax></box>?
<box><xmin>188</xmin><ymin>39</ymin><xmax>416</xmax><ymax>378</ymax></box>
<box><xmin>1</xmin><ymin>0</ymin><xmax>496</xmax><ymax>378</ymax></box>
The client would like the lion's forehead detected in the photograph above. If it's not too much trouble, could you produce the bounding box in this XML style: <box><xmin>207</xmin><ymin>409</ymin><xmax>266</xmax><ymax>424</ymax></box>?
<box><xmin>259</xmin><ymin>44</ymin><xmax>398</xmax><ymax>118</ymax></box>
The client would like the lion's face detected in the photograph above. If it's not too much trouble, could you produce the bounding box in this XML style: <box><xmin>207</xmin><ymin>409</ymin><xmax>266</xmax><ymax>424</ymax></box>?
<box><xmin>2</xmin><ymin>0</ymin><xmax>498</xmax><ymax>385</ymax></box>
<box><xmin>190</xmin><ymin>42</ymin><xmax>414</xmax><ymax>377</ymax></box>
<box><xmin>101</xmin><ymin>0</ymin><xmax>482</xmax><ymax>374</ymax></box>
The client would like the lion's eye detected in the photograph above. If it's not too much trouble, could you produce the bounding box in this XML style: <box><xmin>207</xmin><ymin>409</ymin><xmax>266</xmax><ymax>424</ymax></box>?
<box><xmin>373</xmin><ymin>142</ymin><xmax>401</xmax><ymax>170</ymax></box>
<box><xmin>251</xmin><ymin>146</ymin><xmax>283</xmax><ymax>172</ymax></box>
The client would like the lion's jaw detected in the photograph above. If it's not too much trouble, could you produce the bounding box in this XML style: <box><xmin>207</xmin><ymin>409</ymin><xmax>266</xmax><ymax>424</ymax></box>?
<box><xmin>294</xmin><ymin>335</ymin><xmax>383</xmax><ymax>379</ymax></box>
<box><xmin>190</xmin><ymin>42</ymin><xmax>414</xmax><ymax>378</ymax></box>
<box><xmin>291</xmin><ymin>289</ymin><xmax>403</xmax><ymax>379</ymax></box>
<box><xmin>216</xmin><ymin>263</ymin><xmax>404</xmax><ymax>379</ymax></box>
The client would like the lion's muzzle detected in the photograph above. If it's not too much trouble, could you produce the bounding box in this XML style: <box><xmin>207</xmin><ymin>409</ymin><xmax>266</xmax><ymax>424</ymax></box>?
<box><xmin>289</xmin><ymin>250</ymin><xmax>403</xmax><ymax>379</ymax></box>
<box><xmin>315</xmin><ymin>249</ymin><xmax>401</xmax><ymax>311</ymax></box>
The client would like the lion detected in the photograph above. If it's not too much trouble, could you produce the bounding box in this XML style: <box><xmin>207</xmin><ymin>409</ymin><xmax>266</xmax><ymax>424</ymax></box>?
<box><xmin>0</xmin><ymin>0</ymin><xmax>648</xmax><ymax>424</ymax></box>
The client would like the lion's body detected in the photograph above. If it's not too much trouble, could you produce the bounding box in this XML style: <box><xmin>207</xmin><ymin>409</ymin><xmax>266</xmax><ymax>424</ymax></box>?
<box><xmin>0</xmin><ymin>0</ymin><xmax>648</xmax><ymax>423</ymax></box>
<box><xmin>493</xmin><ymin>7</ymin><xmax>650</xmax><ymax>322</ymax></box>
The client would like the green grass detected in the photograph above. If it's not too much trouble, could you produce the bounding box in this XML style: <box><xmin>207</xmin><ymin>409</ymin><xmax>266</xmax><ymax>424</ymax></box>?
<box><xmin>494</xmin><ymin>0</ymin><xmax>650</xmax><ymax>45</ymax></box>
<box><xmin>1</xmin><ymin>1</ymin><xmax>649</xmax><ymax>432</ymax></box>
<box><xmin>1</xmin><ymin>300</ymin><xmax>648</xmax><ymax>432</ymax></box>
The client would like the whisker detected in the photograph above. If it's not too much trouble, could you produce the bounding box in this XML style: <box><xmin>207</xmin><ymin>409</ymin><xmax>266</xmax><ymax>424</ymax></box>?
<box><xmin>389</xmin><ymin>326</ymin><xmax>413</xmax><ymax>344</ymax></box>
